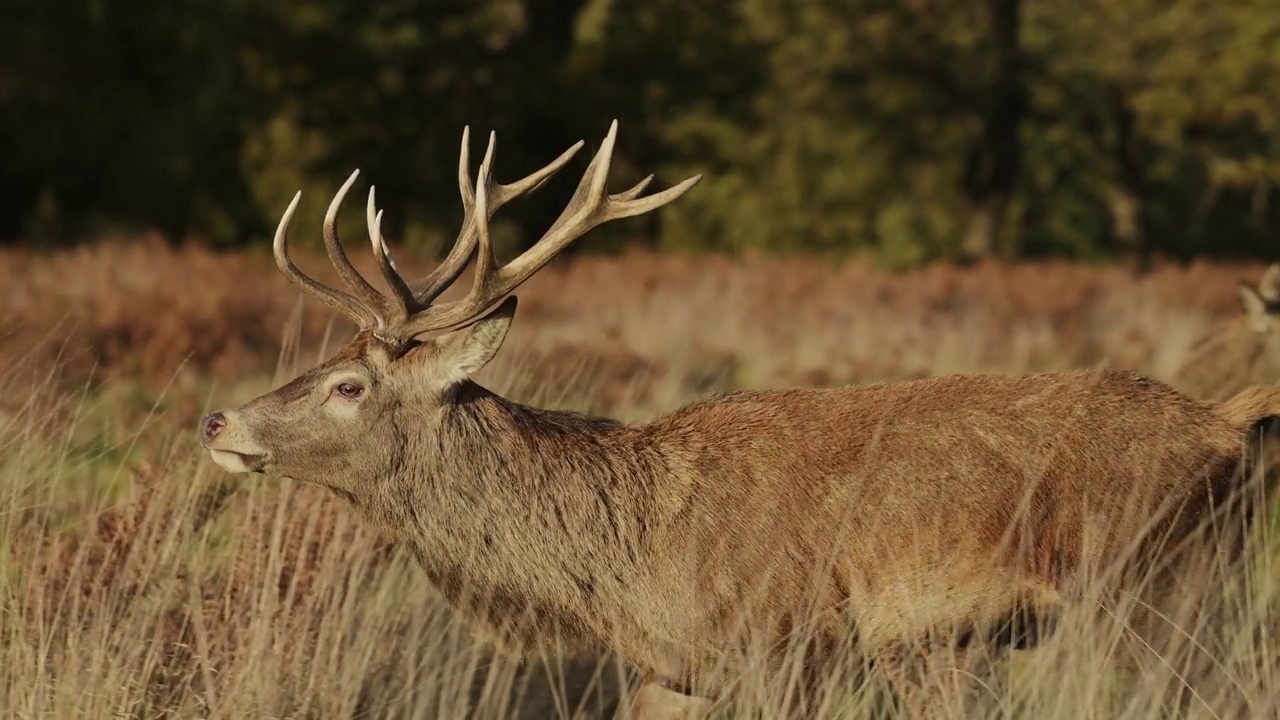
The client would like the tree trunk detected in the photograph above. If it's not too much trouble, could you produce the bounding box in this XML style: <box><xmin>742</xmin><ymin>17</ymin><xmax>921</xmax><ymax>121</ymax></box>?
<box><xmin>960</xmin><ymin>0</ymin><xmax>1024</xmax><ymax>261</ymax></box>
<box><xmin>1108</xmin><ymin>91</ymin><xmax>1153</xmax><ymax>275</ymax></box>
<box><xmin>502</xmin><ymin>0</ymin><xmax>593</xmax><ymax>256</ymax></box>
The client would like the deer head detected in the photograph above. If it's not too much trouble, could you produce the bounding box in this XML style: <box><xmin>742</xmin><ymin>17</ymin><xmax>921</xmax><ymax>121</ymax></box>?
<box><xmin>197</xmin><ymin>121</ymin><xmax>700</xmax><ymax>496</ymax></box>
<box><xmin>1237</xmin><ymin>263</ymin><xmax>1280</xmax><ymax>335</ymax></box>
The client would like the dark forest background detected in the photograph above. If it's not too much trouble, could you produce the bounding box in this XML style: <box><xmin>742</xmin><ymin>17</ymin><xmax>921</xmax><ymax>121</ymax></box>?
<box><xmin>3</xmin><ymin>0</ymin><xmax>1278</xmax><ymax>269</ymax></box>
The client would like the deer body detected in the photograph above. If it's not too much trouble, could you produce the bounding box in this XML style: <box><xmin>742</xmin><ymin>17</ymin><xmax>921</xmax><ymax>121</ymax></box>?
<box><xmin>199</xmin><ymin>123</ymin><xmax>1279</xmax><ymax>715</ymax></box>
<box><xmin>272</xmin><ymin>344</ymin><xmax>1271</xmax><ymax>698</ymax></box>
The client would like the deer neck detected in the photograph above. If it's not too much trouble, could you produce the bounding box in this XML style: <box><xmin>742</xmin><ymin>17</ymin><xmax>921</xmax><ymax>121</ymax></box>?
<box><xmin>377</xmin><ymin>381</ymin><xmax>665</xmax><ymax>651</ymax></box>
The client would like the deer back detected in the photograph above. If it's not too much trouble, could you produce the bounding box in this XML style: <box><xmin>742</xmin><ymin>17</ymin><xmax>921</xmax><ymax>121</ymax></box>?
<box><xmin>624</xmin><ymin>368</ymin><xmax>1261</xmax><ymax>678</ymax></box>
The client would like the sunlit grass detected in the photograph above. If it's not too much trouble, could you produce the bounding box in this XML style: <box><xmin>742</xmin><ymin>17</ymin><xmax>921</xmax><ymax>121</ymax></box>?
<box><xmin>2</xmin><ymin>243</ymin><xmax>1279</xmax><ymax>718</ymax></box>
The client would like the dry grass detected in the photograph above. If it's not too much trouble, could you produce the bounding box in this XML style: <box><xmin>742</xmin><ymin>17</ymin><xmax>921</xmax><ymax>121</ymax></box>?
<box><xmin>2</xmin><ymin>239</ymin><xmax>1279</xmax><ymax>718</ymax></box>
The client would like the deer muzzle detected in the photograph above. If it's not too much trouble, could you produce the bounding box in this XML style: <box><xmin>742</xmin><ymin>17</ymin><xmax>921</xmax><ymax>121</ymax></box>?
<box><xmin>199</xmin><ymin>410</ymin><xmax>269</xmax><ymax>473</ymax></box>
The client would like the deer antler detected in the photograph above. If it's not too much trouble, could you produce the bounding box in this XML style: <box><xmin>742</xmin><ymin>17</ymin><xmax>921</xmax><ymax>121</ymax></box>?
<box><xmin>274</xmin><ymin>189</ymin><xmax>378</xmax><ymax>328</ymax></box>
<box><xmin>272</xmin><ymin>120</ymin><xmax>702</xmax><ymax>343</ymax></box>
<box><xmin>405</xmin><ymin>127</ymin><xmax>588</xmax><ymax>307</ymax></box>
<box><xmin>394</xmin><ymin>120</ymin><xmax>700</xmax><ymax>336</ymax></box>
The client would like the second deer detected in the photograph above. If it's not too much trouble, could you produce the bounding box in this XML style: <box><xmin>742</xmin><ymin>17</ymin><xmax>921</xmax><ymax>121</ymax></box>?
<box><xmin>1170</xmin><ymin>264</ymin><xmax>1280</xmax><ymax>402</ymax></box>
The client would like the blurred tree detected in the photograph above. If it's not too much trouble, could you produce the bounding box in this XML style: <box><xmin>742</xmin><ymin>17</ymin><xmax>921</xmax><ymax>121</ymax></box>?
<box><xmin>1025</xmin><ymin>0</ymin><xmax>1280</xmax><ymax>268</ymax></box>
<box><xmin>567</xmin><ymin>0</ymin><xmax>769</xmax><ymax>253</ymax></box>
<box><xmin>643</xmin><ymin>0</ymin><xmax>1030</xmax><ymax>266</ymax></box>
<box><xmin>960</xmin><ymin>0</ymin><xmax>1026</xmax><ymax>261</ymax></box>
<box><xmin>240</xmin><ymin>0</ymin><xmax>509</xmax><ymax>255</ymax></box>
<box><xmin>0</xmin><ymin>0</ymin><xmax>260</xmax><ymax>246</ymax></box>
<box><xmin>1</xmin><ymin>0</ymin><xmax>1277</xmax><ymax>267</ymax></box>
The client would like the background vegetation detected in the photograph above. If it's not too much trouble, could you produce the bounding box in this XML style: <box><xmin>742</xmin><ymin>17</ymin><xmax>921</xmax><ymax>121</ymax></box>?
<box><xmin>4</xmin><ymin>0</ymin><xmax>1278</xmax><ymax>267</ymax></box>
<box><xmin>4</xmin><ymin>246</ymin><xmax>1279</xmax><ymax>718</ymax></box>
<box><xmin>5</xmin><ymin>2</ymin><xmax>1280</xmax><ymax>717</ymax></box>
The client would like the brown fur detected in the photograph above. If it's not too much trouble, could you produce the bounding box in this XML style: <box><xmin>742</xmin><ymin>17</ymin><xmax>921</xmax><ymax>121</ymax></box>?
<box><xmin>203</xmin><ymin>321</ymin><xmax>1280</xmax><ymax>715</ymax></box>
<box><xmin>1170</xmin><ymin>264</ymin><xmax>1280</xmax><ymax>402</ymax></box>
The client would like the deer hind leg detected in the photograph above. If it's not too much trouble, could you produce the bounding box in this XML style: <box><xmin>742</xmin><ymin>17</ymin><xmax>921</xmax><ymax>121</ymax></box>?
<box><xmin>871</xmin><ymin>639</ymin><xmax>1008</xmax><ymax>720</ymax></box>
<box><xmin>616</xmin><ymin>679</ymin><xmax>715</xmax><ymax>720</ymax></box>
<box><xmin>1119</xmin><ymin>536</ymin><xmax>1260</xmax><ymax>720</ymax></box>
<box><xmin>504</xmin><ymin>653</ymin><xmax>625</xmax><ymax>719</ymax></box>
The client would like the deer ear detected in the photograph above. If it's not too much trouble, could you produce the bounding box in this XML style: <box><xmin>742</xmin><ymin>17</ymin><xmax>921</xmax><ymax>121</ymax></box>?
<box><xmin>434</xmin><ymin>296</ymin><xmax>518</xmax><ymax>379</ymax></box>
<box><xmin>1238</xmin><ymin>282</ymin><xmax>1272</xmax><ymax>334</ymax></box>
<box><xmin>1259</xmin><ymin>264</ymin><xmax>1280</xmax><ymax>302</ymax></box>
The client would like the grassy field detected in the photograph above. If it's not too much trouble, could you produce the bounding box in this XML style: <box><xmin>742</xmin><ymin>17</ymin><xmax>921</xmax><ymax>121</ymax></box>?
<box><xmin>2</xmin><ymin>239</ymin><xmax>1278</xmax><ymax>718</ymax></box>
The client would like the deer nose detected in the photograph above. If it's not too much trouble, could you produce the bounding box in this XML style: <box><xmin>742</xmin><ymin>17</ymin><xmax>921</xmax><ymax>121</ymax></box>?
<box><xmin>201</xmin><ymin>412</ymin><xmax>227</xmax><ymax>443</ymax></box>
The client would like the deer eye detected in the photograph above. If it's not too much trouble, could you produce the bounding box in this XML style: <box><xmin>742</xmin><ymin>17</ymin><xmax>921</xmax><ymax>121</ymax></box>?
<box><xmin>333</xmin><ymin>382</ymin><xmax>364</xmax><ymax>399</ymax></box>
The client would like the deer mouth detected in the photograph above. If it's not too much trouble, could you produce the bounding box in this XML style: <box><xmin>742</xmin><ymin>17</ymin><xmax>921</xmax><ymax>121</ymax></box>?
<box><xmin>207</xmin><ymin>449</ymin><xmax>266</xmax><ymax>474</ymax></box>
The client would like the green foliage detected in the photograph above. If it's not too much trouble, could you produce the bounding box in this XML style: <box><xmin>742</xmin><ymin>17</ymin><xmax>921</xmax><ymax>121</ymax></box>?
<box><xmin>1</xmin><ymin>0</ymin><xmax>1277</xmax><ymax>266</ymax></box>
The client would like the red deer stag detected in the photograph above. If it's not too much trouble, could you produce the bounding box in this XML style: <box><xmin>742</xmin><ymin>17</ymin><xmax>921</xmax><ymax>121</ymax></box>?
<box><xmin>200</xmin><ymin>121</ymin><xmax>1280</xmax><ymax>718</ymax></box>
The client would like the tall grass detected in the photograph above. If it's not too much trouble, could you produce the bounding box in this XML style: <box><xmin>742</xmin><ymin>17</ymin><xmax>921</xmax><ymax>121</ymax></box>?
<box><xmin>1</xmin><ymin>241</ymin><xmax>1278</xmax><ymax>718</ymax></box>
<box><xmin>0</xmin><ymin>304</ymin><xmax>629</xmax><ymax>719</ymax></box>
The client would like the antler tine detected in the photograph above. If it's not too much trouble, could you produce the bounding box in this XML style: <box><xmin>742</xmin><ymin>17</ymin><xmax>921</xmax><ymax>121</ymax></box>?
<box><xmin>366</xmin><ymin>186</ymin><xmax>417</xmax><ymax>319</ymax></box>
<box><xmin>397</xmin><ymin>120</ymin><xmax>702</xmax><ymax>337</ymax></box>
<box><xmin>410</xmin><ymin>129</ymin><xmax>587</xmax><ymax>305</ymax></box>
<box><xmin>470</xmin><ymin>145</ymin><xmax>496</xmax><ymax>297</ymax></box>
<box><xmin>323</xmin><ymin>170</ymin><xmax>392</xmax><ymax>325</ymax></box>
<box><xmin>615</xmin><ymin>174</ymin><xmax>655</xmax><ymax>201</ymax></box>
<box><xmin>585</xmin><ymin>118</ymin><xmax>618</xmax><ymax>200</ymax></box>
<box><xmin>273</xmin><ymin>191</ymin><xmax>377</xmax><ymax>327</ymax></box>
<box><xmin>472</xmin><ymin>132</ymin><xmax>500</xmax><ymax>287</ymax></box>
<box><xmin>490</xmin><ymin>139</ymin><xmax>587</xmax><ymax>206</ymax></box>
<box><xmin>597</xmin><ymin>172</ymin><xmax>702</xmax><ymax>219</ymax></box>
<box><xmin>459</xmin><ymin>125</ymin><xmax>475</xmax><ymax>205</ymax></box>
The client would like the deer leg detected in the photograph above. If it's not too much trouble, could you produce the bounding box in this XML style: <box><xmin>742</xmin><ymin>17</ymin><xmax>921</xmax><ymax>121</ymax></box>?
<box><xmin>872</xmin><ymin>643</ymin><xmax>951</xmax><ymax>720</ymax></box>
<box><xmin>872</xmin><ymin>641</ymin><xmax>999</xmax><ymax>720</ymax></box>
<box><xmin>1105</xmin><ymin>530</ymin><xmax>1260</xmax><ymax>720</ymax></box>
<box><xmin>616</xmin><ymin>676</ymin><xmax>715</xmax><ymax>720</ymax></box>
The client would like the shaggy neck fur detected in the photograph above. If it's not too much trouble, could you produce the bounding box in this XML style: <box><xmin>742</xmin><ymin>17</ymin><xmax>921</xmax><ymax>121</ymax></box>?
<box><xmin>354</xmin><ymin>380</ymin><xmax>666</xmax><ymax>657</ymax></box>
